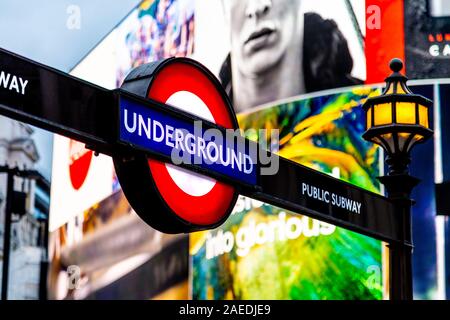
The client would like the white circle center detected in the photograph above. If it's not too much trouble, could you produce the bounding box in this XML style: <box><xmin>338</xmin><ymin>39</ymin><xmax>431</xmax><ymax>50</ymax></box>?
<box><xmin>164</xmin><ymin>91</ymin><xmax>217</xmax><ymax>197</ymax></box>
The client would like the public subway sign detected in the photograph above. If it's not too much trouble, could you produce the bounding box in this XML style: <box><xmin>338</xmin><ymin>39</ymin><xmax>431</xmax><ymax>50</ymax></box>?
<box><xmin>255</xmin><ymin>157</ymin><xmax>399</xmax><ymax>242</ymax></box>
<box><xmin>119</xmin><ymin>96</ymin><xmax>257</xmax><ymax>185</ymax></box>
<box><xmin>301</xmin><ymin>183</ymin><xmax>362</xmax><ymax>214</ymax></box>
<box><xmin>0</xmin><ymin>48</ymin><xmax>400</xmax><ymax>241</ymax></box>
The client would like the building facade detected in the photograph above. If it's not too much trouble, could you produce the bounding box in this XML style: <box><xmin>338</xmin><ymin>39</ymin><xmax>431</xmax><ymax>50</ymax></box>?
<box><xmin>0</xmin><ymin>116</ymin><xmax>50</xmax><ymax>299</ymax></box>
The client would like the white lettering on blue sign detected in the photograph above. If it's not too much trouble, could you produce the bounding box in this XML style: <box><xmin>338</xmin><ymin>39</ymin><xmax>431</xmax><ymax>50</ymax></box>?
<box><xmin>119</xmin><ymin>97</ymin><xmax>257</xmax><ymax>185</ymax></box>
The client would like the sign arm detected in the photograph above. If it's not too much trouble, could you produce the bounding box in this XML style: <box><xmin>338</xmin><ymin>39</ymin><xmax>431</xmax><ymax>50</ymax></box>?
<box><xmin>0</xmin><ymin>47</ymin><xmax>118</xmax><ymax>153</ymax></box>
<box><xmin>0</xmin><ymin>48</ymin><xmax>401</xmax><ymax>242</ymax></box>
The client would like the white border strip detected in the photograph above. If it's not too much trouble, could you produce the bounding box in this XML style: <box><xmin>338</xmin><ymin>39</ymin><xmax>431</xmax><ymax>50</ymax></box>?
<box><xmin>238</xmin><ymin>79</ymin><xmax>450</xmax><ymax>116</ymax></box>
<box><xmin>433</xmin><ymin>84</ymin><xmax>446</xmax><ymax>300</ymax></box>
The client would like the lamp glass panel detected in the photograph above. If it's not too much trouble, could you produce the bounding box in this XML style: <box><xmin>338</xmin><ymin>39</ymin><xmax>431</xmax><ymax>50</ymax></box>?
<box><xmin>374</xmin><ymin>103</ymin><xmax>392</xmax><ymax>126</ymax></box>
<box><xmin>419</xmin><ymin>105</ymin><xmax>429</xmax><ymax>128</ymax></box>
<box><xmin>407</xmin><ymin>134</ymin><xmax>425</xmax><ymax>152</ymax></box>
<box><xmin>381</xmin><ymin>133</ymin><xmax>394</xmax><ymax>154</ymax></box>
<box><xmin>371</xmin><ymin>136</ymin><xmax>388</xmax><ymax>153</ymax></box>
<box><xmin>396</xmin><ymin>102</ymin><xmax>416</xmax><ymax>124</ymax></box>
<box><xmin>396</xmin><ymin>82</ymin><xmax>406</xmax><ymax>94</ymax></box>
<box><xmin>385</xmin><ymin>83</ymin><xmax>394</xmax><ymax>94</ymax></box>
<box><xmin>367</xmin><ymin>109</ymin><xmax>372</xmax><ymax>129</ymax></box>
<box><xmin>372</xmin><ymin>137</ymin><xmax>382</xmax><ymax>145</ymax></box>
<box><xmin>398</xmin><ymin>132</ymin><xmax>411</xmax><ymax>153</ymax></box>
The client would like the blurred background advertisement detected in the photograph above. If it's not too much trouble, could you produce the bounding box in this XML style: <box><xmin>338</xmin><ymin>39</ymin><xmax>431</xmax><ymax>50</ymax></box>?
<box><xmin>46</xmin><ymin>0</ymin><xmax>195</xmax><ymax>300</ymax></box>
<box><xmin>190</xmin><ymin>87</ymin><xmax>384</xmax><ymax>300</ymax></box>
<box><xmin>48</xmin><ymin>189</ymin><xmax>188</xmax><ymax>300</ymax></box>
<box><xmin>191</xmin><ymin>0</ymin><xmax>384</xmax><ymax>300</ymax></box>
<box><xmin>1</xmin><ymin>0</ymin><xmax>449</xmax><ymax>300</ymax></box>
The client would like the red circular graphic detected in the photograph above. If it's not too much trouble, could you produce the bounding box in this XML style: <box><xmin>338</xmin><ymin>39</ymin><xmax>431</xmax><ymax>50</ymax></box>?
<box><xmin>147</xmin><ymin>61</ymin><xmax>236</xmax><ymax>226</ymax></box>
<box><xmin>68</xmin><ymin>140</ymin><xmax>93</xmax><ymax>190</ymax></box>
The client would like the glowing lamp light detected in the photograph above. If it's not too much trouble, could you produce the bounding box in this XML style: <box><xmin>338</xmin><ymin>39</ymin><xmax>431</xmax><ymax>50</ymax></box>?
<box><xmin>362</xmin><ymin>59</ymin><xmax>433</xmax><ymax>174</ymax></box>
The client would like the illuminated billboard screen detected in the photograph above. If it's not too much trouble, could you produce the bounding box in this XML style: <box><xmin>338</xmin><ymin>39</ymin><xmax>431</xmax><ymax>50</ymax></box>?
<box><xmin>47</xmin><ymin>0</ymin><xmax>195</xmax><ymax>299</ymax></box>
<box><xmin>189</xmin><ymin>0</ymin><xmax>385</xmax><ymax>300</ymax></box>
<box><xmin>190</xmin><ymin>87</ymin><xmax>385</xmax><ymax>300</ymax></box>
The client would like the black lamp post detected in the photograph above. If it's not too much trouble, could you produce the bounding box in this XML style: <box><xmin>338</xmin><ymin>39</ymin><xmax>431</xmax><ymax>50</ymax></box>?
<box><xmin>362</xmin><ymin>58</ymin><xmax>433</xmax><ymax>300</ymax></box>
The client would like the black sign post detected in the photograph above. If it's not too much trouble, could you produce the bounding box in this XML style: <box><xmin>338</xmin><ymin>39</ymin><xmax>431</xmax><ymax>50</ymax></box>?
<box><xmin>362</xmin><ymin>58</ymin><xmax>434</xmax><ymax>300</ymax></box>
<box><xmin>0</xmin><ymin>47</ymin><xmax>405</xmax><ymax>299</ymax></box>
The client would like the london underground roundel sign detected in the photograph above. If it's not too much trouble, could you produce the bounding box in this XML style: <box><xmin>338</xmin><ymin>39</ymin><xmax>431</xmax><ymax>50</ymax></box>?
<box><xmin>114</xmin><ymin>58</ymin><xmax>239</xmax><ymax>233</ymax></box>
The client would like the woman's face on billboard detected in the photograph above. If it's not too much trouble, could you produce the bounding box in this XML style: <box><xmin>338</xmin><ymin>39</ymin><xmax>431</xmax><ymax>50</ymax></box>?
<box><xmin>230</xmin><ymin>0</ymin><xmax>299</xmax><ymax>77</ymax></box>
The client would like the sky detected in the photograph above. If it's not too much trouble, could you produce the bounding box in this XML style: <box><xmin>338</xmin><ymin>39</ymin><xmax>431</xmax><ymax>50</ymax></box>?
<box><xmin>0</xmin><ymin>0</ymin><xmax>140</xmax><ymax>180</ymax></box>
<box><xmin>0</xmin><ymin>0</ymin><xmax>140</xmax><ymax>72</ymax></box>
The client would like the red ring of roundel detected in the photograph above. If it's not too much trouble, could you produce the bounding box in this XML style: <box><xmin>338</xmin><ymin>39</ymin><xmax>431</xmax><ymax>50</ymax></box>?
<box><xmin>147</xmin><ymin>61</ymin><xmax>237</xmax><ymax>226</ymax></box>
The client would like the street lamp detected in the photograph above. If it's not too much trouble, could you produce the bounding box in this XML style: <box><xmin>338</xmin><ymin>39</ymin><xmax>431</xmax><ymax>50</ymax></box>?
<box><xmin>362</xmin><ymin>58</ymin><xmax>434</xmax><ymax>300</ymax></box>
<box><xmin>363</xmin><ymin>58</ymin><xmax>433</xmax><ymax>175</ymax></box>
